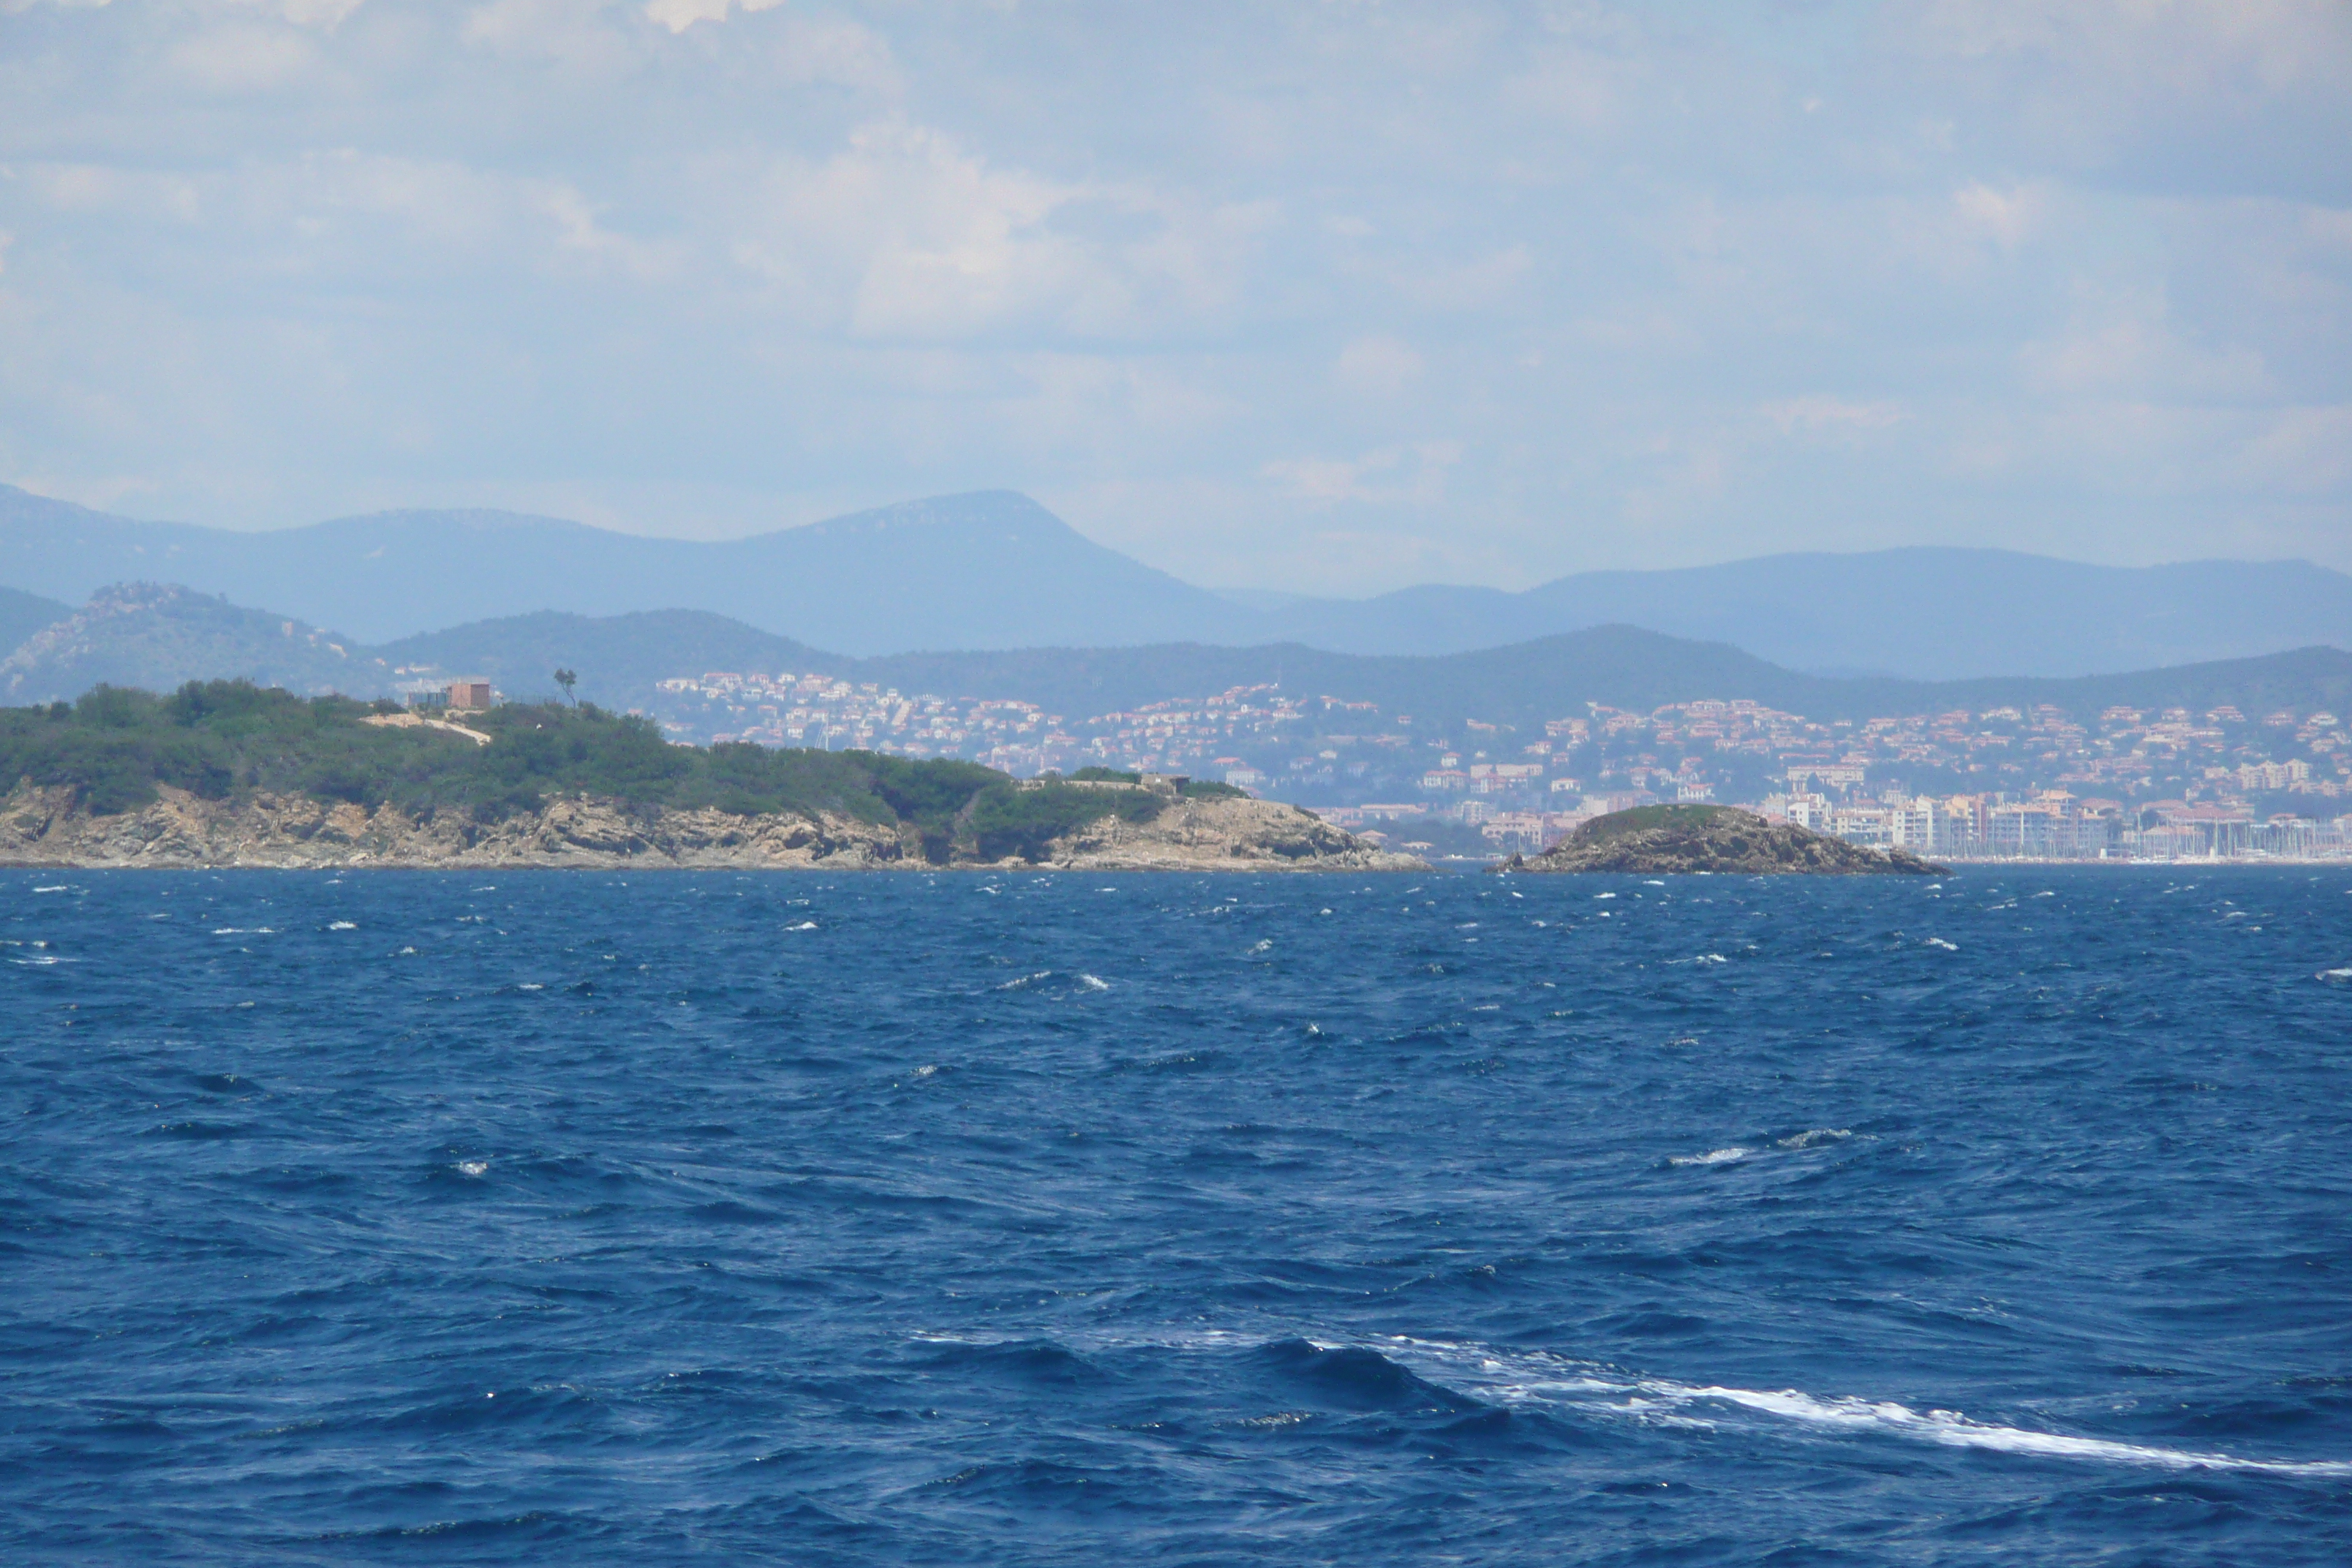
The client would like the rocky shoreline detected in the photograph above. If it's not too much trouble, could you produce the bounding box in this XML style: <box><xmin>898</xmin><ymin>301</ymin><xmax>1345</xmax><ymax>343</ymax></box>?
<box><xmin>0</xmin><ymin>785</ymin><xmax>1425</xmax><ymax>872</ymax></box>
<box><xmin>1499</xmin><ymin>804</ymin><xmax>1946</xmax><ymax>875</ymax></box>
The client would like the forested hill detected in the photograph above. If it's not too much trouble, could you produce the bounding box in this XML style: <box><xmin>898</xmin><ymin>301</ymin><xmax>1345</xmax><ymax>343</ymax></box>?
<box><xmin>0</xmin><ymin>682</ymin><xmax>1240</xmax><ymax>864</ymax></box>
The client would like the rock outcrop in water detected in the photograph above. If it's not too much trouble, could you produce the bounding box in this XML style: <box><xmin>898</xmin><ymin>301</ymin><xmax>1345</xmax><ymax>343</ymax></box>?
<box><xmin>0</xmin><ymin>783</ymin><xmax>1424</xmax><ymax>872</ymax></box>
<box><xmin>1496</xmin><ymin>804</ymin><xmax>1946</xmax><ymax>875</ymax></box>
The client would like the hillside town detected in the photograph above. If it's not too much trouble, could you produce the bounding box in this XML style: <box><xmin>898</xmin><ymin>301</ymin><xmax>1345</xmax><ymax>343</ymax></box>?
<box><xmin>627</xmin><ymin>670</ymin><xmax>2352</xmax><ymax>862</ymax></box>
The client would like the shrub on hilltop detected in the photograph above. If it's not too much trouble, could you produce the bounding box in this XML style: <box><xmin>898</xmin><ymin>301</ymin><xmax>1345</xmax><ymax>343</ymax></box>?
<box><xmin>964</xmin><ymin>779</ymin><xmax>1160</xmax><ymax>863</ymax></box>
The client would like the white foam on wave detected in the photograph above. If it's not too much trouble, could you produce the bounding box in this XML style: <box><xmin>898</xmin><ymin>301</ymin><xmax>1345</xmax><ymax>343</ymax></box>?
<box><xmin>1396</xmin><ymin>1337</ymin><xmax>2352</xmax><ymax>1477</ymax></box>
<box><xmin>328</xmin><ymin>921</ymin><xmax>357</xmax><ymax>931</ymax></box>
<box><xmin>1654</xmin><ymin>1384</ymin><xmax>2352</xmax><ymax>1473</ymax></box>
<box><xmin>785</xmin><ymin>921</ymin><xmax>818</xmax><ymax>931</ymax></box>
<box><xmin>924</xmin><ymin>1324</ymin><xmax>2352</xmax><ymax>1477</ymax></box>
<box><xmin>1668</xmin><ymin>1147</ymin><xmax>1751</xmax><ymax>1166</ymax></box>
<box><xmin>2317</xmin><ymin>967</ymin><xmax>2352</xmax><ymax>984</ymax></box>
<box><xmin>1273</xmin><ymin>1331</ymin><xmax>2352</xmax><ymax>1478</ymax></box>
<box><xmin>1923</xmin><ymin>937</ymin><xmax>1958</xmax><ymax>951</ymax></box>
<box><xmin>33</xmin><ymin>885</ymin><xmax>68</xmax><ymax>893</ymax></box>
<box><xmin>1076</xmin><ymin>973</ymin><xmax>1112</xmax><ymax>992</ymax></box>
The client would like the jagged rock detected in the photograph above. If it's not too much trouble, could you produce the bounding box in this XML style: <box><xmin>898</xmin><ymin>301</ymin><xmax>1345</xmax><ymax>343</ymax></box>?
<box><xmin>1498</xmin><ymin>804</ymin><xmax>1945</xmax><ymax>875</ymax></box>
<box><xmin>1023</xmin><ymin>795</ymin><xmax>1422</xmax><ymax>871</ymax></box>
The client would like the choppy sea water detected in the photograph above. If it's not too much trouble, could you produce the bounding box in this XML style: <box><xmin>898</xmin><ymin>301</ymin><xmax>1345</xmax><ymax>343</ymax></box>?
<box><xmin>4</xmin><ymin>867</ymin><xmax>2351</xmax><ymax>1566</ymax></box>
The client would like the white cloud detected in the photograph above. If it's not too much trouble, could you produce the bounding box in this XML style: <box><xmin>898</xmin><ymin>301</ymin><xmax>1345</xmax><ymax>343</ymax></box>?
<box><xmin>0</xmin><ymin>1</ymin><xmax>2345</xmax><ymax>578</ymax></box>
<box><xmin>1263</xmin><ymin>440</ymin><xmax>1462</xmax><ymax>505</ymax></box>
<box><xmin>1333</xmin><ymin>335</ymin><xmax>1422</xmax><ymax>397</ymax></box>
<box><xmin>731</xmin><ymin>121</ymin><xmax>1264</xmax><ymax>342</ymax></box>
<box><xmin>461</xmin><ymin>0</ymin><xmax>637</xmax><ymax>69</ymax></box>
<box><xmin>1760</xmin><ymin>396</ymin><xmax>1907</xmax><ymax>437</ymax></box>
<box><xmin>1952</xmin><ymin>181</ymin><xmax>2040</xmax><ymax>248</ymax></box>
<box><xmin>2021</xmin><ymin>292</ymin><xmax>2271</xmax><ymax>399</ymax></box>
<box><xmin>168</xmin><ymin>24</ymin><xmax>319</xmax><ymax>93</ymax></box>
<box><xmin>644</xmin><ymin>0</ymin><xmax>781</xmax><ymax>35</ymax></box>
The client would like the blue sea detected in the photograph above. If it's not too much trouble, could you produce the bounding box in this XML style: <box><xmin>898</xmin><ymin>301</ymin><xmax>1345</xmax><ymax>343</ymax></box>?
<box><xmin>4</xmin><ymin>867</ymin><xmax>2351</xmax><ymax>1565</ymax></box>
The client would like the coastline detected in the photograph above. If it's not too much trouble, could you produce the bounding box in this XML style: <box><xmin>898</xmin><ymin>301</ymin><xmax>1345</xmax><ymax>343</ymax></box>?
<box><xmin>0</xmin><ymin>784</ymin><xmax>1427</xmax><ymax>873</ymax></box>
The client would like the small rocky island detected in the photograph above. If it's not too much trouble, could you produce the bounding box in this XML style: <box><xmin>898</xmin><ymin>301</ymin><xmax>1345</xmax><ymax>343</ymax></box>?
<box><xmin>1496</xmin><ymin>804</ymin><xmax>1947</xmax><ymax>875</ymax></box>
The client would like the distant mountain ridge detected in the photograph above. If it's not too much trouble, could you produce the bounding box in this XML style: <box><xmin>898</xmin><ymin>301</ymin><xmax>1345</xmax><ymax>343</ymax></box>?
<box><xmin>0</xmin><ymin>486</ymin><xmax>1255</xmax><ymax>657</ymax></box>
<box><xmin>1</xmin><ymin>484</ymin><xmax>2346</xmax><ymax>677</ymax></box>
<box><xmin>1252</xmin><ymin>550</ymin><xmax>2352</xmax><ymax>679</ymax></box>
<box><xmin>4</xmin><ymin>582</ymin><xmax>2348</xmax><ymax>736</ymax></box>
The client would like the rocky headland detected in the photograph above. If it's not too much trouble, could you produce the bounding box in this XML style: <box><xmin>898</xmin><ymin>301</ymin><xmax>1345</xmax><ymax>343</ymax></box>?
<box><xmin>0</xmin><ymin>783</ymin><xmax>1423</xmax><ymax>872</ymax></box>
<box><xmin>1496</xmin><ymin>804</ymin><xmax>1946</xmax><ymax>875</ymax></box>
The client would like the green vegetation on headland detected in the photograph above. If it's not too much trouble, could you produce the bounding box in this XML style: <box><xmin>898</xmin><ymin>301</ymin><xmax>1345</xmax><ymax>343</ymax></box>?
<box><xmin>0</xmin><ymin>681</ymin><xmax>1250</xmax><ymax>866</ymax></box>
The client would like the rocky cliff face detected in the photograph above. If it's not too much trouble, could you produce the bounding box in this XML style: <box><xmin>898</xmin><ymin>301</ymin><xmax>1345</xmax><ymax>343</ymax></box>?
<box><xmin>1501</xmin><ymin>804</ymin><xmax>1945</xmax><ymax>875</ymax></box>
<box><xmin>0</xmin><ymin>785</ymin><xmax>1422</xmax><ymax>872</ymax></box>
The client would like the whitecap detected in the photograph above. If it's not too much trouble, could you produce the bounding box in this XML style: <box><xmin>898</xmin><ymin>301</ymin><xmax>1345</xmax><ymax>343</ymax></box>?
<box><xmin>1075</xmin><ymin>973</ymin><xmax>1111</xmax><ymax>991</ymax></box>
<box><xmin>1248</xmin><ymin>939</ymin><xmax>1273</xmax><ymax>954</ymax></box>
<box><xmin>1250</xmin><ymin>1333</ymin><xmax>2352</xmax><ymax>1480</ymax></box>
<box><xmin>995</xmin><ymin>971</ymin><xmax>1051</xmax><ymax>991</ymax></box>
<box><xmin>1594</xmin><ymin>892</ymin><xmax>1616</xmax><ymax>900</ymax></box>
<box><xmin>328</xmin><ymin>921</ymin><xmax>358</xmax><ymax>931</ymax></box>
<box><xmin>456</xmin><ymin>1161</ymin><xmax>489</xmax><ymax>1178</ymax></box>
<box><xmin>1778</xmin><ymin>1128</ymin><xmax>1852</xmax><ymax>1149</ymax></box>
<box><xmin>1923</xmin><ymin>937</ymin><xmax>1958</xmax><ymax>951</ymax></box>
<box><xmin>1642</xmin><ymin>1383</ymin><xmax>2352</xmax><ymax>1476</ymax></box>
<box><xmin>1668</xmin><ymin>1147</ymin><xmax>1751</xmax><ymax>1166</ymax></box>
<box><xmin>33</xmin><ymin>885</ymin><xmax>67</xmax><ymax>894</ymax></box>
<box><xmin>2317</xmin><ymin>968</ymin><xmax>2352</xmax><ymax>984</ymax></box>
<box><xmin>785</xmin><ymin>921</ymin><xmax>818</xmax><ymax>931</ymax></box>
<box><xmin>1694</xmin><ymin>953</ymin><xmax>1727</xmax><ymax>965</ymax></box>
<box><xmin>517</xmin><ymin>982</ymin><xmax>544</xmax><ymax>991</ymax></box>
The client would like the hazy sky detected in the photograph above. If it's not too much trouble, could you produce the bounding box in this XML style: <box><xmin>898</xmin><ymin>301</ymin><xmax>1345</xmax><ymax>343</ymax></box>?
<box><xmin>2</xmin><ymin>1</ymin><xmax>2348</xmax><ymax>592</ymax></box>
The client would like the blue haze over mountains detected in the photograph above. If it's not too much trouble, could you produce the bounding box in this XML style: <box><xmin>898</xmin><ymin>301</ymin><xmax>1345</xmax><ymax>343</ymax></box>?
<box><xmin>1</xmin><ymin>483</ymin><xmax>2347</xmax><ymax>680</ymax></box>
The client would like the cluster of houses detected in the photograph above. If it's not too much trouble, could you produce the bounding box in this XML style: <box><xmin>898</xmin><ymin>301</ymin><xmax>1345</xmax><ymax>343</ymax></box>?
<box><xmin>587</xmin><ymin>670</ymin><xmax>2352</xmax><ymax>862</ymax></box>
